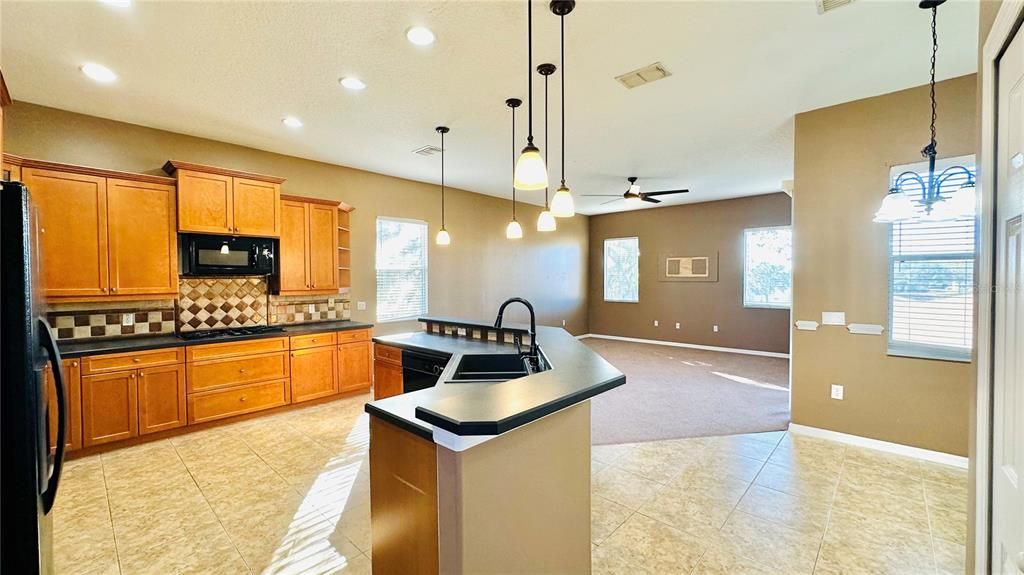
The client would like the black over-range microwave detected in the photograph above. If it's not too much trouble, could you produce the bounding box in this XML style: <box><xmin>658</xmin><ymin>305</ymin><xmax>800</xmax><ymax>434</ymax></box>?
<box><xmin>180</xmin><ymin>233</ymin><xmax>279</xmax><ymax>286</ymax></box>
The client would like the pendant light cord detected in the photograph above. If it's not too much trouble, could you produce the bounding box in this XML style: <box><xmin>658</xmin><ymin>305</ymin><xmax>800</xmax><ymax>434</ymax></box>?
<box><xmin>440</xmin><ymin>129</ymin><xmax>445</xmax><ymax>228</ymax></box>
<box><xmin>560</xmin><ymin>14</ymin><xmax>566</xmax><ymax>186</ymax></box>
<box><xmin>544</xmin><ymin>70</ymin><xmax>549</xmax><ymax>208</ymax></box>
<box><xmin>922</xmin><ymin>6</ymin><xmax>938</xmax><ymax>159</ymax></box>
<box><xmin>527</xmin><ymin>0</ymin><xmax>534</xmax><ymax>147</ymax></box>
<box><xmin>511</xmin><ymin>103</ymin><xmax>517</xmax><ymax>220</ymax></box>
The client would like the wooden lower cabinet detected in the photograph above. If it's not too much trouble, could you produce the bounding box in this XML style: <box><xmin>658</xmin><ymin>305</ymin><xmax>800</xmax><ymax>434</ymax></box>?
<box><xmin>46</xmin><ymin>359</ymin><xmax>82</xmax><ymax>452</ymax></box>
<box><xmin>137</xmin><ymin>364</ymin><xmax>187</xmax><ymax>435</ymax></box>
<box><xmin>338</xmin><ymin>340</ymin><xmax>372</xmax><ymax>394</ymax></box>
<box><xmin>290</xmin><ymin>346</ymin><xmax>338</xmax><ymax>403</ymax></box>
<box><xmin>188</xmin><ymin>379</ymin><xmax>290</xmax><ymax>424</ymax></box>
<box><xmin>373</xmin><ymin>360</ymin><xmax>403</xmax><ymax>400</ymax></box>
<box><xmin>82</xmin><ymin>370</ymin><xmax>139</xmax><ymax>447</ymax></box>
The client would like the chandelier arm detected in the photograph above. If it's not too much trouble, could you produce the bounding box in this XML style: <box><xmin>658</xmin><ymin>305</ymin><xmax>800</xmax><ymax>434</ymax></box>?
<box><xmin>934</xmin><ymin>166</ymin><xmax>975</xmax><ymax>192</ymax></box>
<box><xmin>893</xmin><ymin>171</ymin><xmax>927</xmax><ymax>193</ymax></box>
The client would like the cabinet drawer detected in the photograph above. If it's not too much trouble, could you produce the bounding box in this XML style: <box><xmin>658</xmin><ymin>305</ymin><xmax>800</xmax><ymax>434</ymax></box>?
<box><xmin>336</xmin><ymin>329</ymin><xmax>370</xmax><ymax>344</ymax></box>
<box><xmin>188</xmin><ymin>379</ymin><xmax>290</xmax><ymax>424</ymax></box>
<box><xmin>374</xmin><ymin>344</ymin><xmax>402</xmax><ymax>365</ymax></box>
<box><xmin>81</xmin><ymin>347</ymin><xmax>184</xmax><ymax>375</ymax></box>
<box><xmin>290</xmin><ymin>332</ymin><xmax>336</xmax><ymax>350</ymax></box>
<box><xmin>185</xmin><ymin>337</ymin><xmax>288</xmax><ymax>362</ymax></box>
<box><xmin>187</xmin><ymin>352</ymin><xmax>289</xmax><ymax>393</ymax></box>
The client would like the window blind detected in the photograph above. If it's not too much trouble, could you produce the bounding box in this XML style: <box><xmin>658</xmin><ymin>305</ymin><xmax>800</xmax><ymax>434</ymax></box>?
<box><xmin>604</xmin><ymin>237</ymin><xmax>639</xmax><ymax>302</ymax></box>
<box><xmin>888</xmin><ymin>164</ymin><xmax>975</xmax><ymax>360</ymax></box>
<box><xmin>743</xmin><ymin>227</ymin><xmax>792</xmax><ymax>309</ymax></box>
<box><xmin>376</xmin><ymin>218</ymin><xmax>428</xmax><ymax>322</ymax></box>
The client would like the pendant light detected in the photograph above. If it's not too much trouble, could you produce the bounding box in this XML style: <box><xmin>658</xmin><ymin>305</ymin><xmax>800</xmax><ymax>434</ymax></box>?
<box><xmin>537</xmin><ymin>63</ymin><xmax>557</xmax><ymax>232</ymax></box>
<box><xmin>506</xmin><ymin>98</ymin><xmax>524</xmax><ymax>239</ymax></box>
<box><xmin>549</xmin><ymin>0</ymin><xmax>576</xmax><ymax>217</ymax></box>
<box><xmin>873</xmin><ymin>0</ymin><xmax>975</xmax><ymax>224</ymax></box>
<box><xmin>512</xmin><ymin>0</ymin><xmax>548</xmax><ymax>190</ymax></box>
<box><xmin>435</xmin><ymin>126</ymin><xmax>451</xmax><ymax>246</ymax></box>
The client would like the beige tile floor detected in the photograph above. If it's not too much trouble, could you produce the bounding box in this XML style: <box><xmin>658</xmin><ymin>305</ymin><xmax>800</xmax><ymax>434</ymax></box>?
<box><xmin>53</xmin><ymin>395</ymin><xmax>967</xmax><ymax>575</ymax></box>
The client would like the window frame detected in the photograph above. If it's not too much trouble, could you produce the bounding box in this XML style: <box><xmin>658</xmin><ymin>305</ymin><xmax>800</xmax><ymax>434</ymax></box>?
<box><xmin>742</xmin><ymin>225</ymin><xmax>793</xmax><ymax>310</ymax></box>
<box><xmin>885</xmin><ymin>154</ymin><xmax>975</xmax><ymax>363</ymax></box>
<box><xmin>603</xmin><ymin>236</ymin><xmax>640</xmax><ymax>303</ymax></box>
<box><xmin>375</xmin><ymin>216</ymin><xmax>429</xmax><ymax>323</ymax></box>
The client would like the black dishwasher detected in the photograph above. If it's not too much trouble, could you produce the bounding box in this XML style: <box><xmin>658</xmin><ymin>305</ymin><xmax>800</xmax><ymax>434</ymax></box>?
<box><xmin>402</xmin><ymin>349</ymin><xmax>449</xmax><ymax>393</ymax></box>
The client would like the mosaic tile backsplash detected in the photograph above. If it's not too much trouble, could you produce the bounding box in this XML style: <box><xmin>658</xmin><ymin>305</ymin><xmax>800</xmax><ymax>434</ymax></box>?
<box><xmin>269</xmin><ymin>294</ymin><xmax>350</xmax><ymax>324</ymax></box>
<box><xmin>49</xmin><ymin>308</ymin><xmax>176</xmax><ymax>341</ymax></box>
<box><xmin>178</xmin><ymin>277</ymin><xmax>268</xmax><ymax>331</ymax></box>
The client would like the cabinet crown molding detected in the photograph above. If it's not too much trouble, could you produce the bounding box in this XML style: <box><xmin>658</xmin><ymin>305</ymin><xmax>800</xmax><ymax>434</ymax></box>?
<box><xmin>4</xmin><ymin>154</ymin><xmax>176</xmax><ymax>185</ymax></box>
<box><xmin>163</xmin><ymin>160</ymin><xmax>286</xmax><ymax>184</ymax></box>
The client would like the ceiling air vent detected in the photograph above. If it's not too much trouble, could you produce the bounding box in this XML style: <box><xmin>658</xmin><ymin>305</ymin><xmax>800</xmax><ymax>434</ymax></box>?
<box><xmin>413</xmin><ymin>145</ymin><xmax>443</xmax><ymax>156</ymax></box>
<box><xmin>816</xmin><ymin>0</ymin><xmax>853</xmax><ymax>14</ymax></box>
<box><xmin>615</xmin><ymin>62</ymin><xmax>671</xmax><ymax>89</ymax></box>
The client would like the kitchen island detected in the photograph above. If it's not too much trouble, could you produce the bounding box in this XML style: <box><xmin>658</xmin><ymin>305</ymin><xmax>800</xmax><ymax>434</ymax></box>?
<box><xmin>365</xmin><ymin>316</ymin><xmax>625</xmax><ymax>575</ymax></box>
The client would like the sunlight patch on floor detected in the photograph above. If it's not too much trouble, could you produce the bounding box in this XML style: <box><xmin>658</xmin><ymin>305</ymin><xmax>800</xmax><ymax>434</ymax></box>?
<box><xmin>711</xmin><ymin>370</ymin><xmax>788</xmax><ymax>391</ymax></box>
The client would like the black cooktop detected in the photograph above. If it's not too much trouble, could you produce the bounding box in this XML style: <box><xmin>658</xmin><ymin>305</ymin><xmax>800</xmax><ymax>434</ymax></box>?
<box><xmin>178</xmin><ymin>325</ymin><xmax>285</xmax><ymax>341</ymax></box>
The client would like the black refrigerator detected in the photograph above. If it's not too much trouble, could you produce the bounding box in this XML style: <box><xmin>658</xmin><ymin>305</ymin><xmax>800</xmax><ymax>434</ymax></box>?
<box><xmin>1</xmin><ymin>180</ymin><xmax>67</xmax><ymax>575</ymax></box>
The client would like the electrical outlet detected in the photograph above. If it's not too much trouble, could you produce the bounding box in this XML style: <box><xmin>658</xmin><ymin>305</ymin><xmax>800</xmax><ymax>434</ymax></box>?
<box><xmin>357</xmin><ymin>301</ymin><xmax>367</xmax><ymax>311</ymax></box>
<box><xmin>328</xmin><ymin>298</ymin><xmax>335</xmax><ymax>306</ymax></box>
<box><xmin>831</xmin><ymin>384</ymin><xmax>844</xmax><ymax>400</ymax></box>
<box><xmin>675</xmin><ymin>322</ymin><xmax>681</xmax><ymax>329</ymax></box>
<box><xmin>713</xmin><ymin>325</ymin><xmax>719</xmax><ymax>333</ymax></box>
<box><xmin>121</xmin><ymin>313</ymin><xmax>134</xmax><ymax>327</ymax></box>
<box><xmin>653</xmin><ymin>320</ymin><xmax>659</xmax><ymax>327</ymax></box>
<box><xmin>562</xmin><ymin>319</ymin><xmax>566</xmax><ymax>327</ymax></box>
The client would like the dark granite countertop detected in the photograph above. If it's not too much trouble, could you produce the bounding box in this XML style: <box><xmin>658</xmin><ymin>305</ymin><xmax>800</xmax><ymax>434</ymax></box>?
<box><xmin>58</xmin><ymin>320</ymin><xmax>374</xmax><ymax>359</ymax></box>
<box><xmin>366</xmin><ymin>317</ymin><xmax>625</xmax><ymax>441</ymax></box>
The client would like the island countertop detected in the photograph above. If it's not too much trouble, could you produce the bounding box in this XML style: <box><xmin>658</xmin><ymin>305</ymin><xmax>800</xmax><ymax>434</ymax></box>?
<box><xmin>365</xmin><ymin>317</ymin><xmax>625</xmax><ymax>445</ymax></box>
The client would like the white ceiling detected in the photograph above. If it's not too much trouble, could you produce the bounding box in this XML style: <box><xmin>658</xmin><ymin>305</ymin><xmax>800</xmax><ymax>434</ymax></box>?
<box><xmin>0</xmin><ymin>0</ymin><xmax>979</xmax><ymax>215</ymax></box>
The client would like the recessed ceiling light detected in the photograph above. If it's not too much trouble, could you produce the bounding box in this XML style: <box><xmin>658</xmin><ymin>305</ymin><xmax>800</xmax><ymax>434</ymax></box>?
<box><xmin>80</xmin><ymin>63</ymin><xmax>117</xmax><ymax>83</ymax></box>
<box><xmin>339</xmin><ymin>77</ymin><xmax>366</xmax><ymax>91</ymax></box>
<box><xmin>99</xmin><ymin>0</ymin><xmax>132</xmax><ymax>7</ymax></box>
<box><xmin>406</xmin><ymin>26</ymin><xmax>435</xmax><ymax>46</ymax></box>
<box><xmin>282</xmin><ymin>116</ymin><xmax>303</xmax><ymax>128</ymax></box>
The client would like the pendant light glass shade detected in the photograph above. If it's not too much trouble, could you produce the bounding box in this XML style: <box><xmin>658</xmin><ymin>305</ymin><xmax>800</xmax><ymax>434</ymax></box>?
<box><xmin>550</xmin><ymin>184</ymin><xmax>575</xmax><ymax>217</ymax></box>
<box><xmin>537</xmin><ymin>210</ymin><xmax>556</xmax><ymax>232</ymax></box>
<box><xmin>514</xmin><ymin>145</ymin><xmax>548</xmax><ymax>190</ymax></box>
<box><xmin>926</xmin><ymin>185</ymin><xmax>976</xmax><ymax>221</ymax></box>
<box><xmin>435</xmin><ymin>228</ymin><xmax>451</xmax><ymax>246</ymax></box>
<box><xmin>506</xmin><ymin>219</ymin><xmax>523</xmax><ymax>239</ymax></box>
<box><xmin>872</xmin><ymin>189</ymin><xmax>918</xmax><ymax>223</ymax></box>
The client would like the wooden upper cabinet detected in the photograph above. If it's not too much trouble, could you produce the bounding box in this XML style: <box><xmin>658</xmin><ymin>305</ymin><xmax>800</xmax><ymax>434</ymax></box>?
<box><xmin>233</xmin><ymin>177</ymin><xmax>280</xmax><ymax>237</ymax></box>
<box><xmin>175</xmin><ymin>169</ymin><xmax>233</xmax><ymax>234</ymax></box>
<box><xmin>308</xmin><ymin>203</ymin><xmax>338</xmax><ymax>290</ymax></box>
<box><xmin>106</xmin><ymin>178</ymin><xmax>177</xmax><ymax>297</ymax></box>
<box><xmin>163</xmin><ymin>161</ymin><xmax>284</xmax><ymax>238</ymax></box>
<box><xmin>280</xmin><ymin>200</ymin><xmax>310</xmax><ymax>291</ymax></box>
<box><xmin>280</xmin><ymin>195</ymin><xmax>339</xmax><ymax>295</ymax></box>
<box><xmin>24</xmin><ymin>168</ymin><xmax>110</xmax><ymax>298</ymax></box>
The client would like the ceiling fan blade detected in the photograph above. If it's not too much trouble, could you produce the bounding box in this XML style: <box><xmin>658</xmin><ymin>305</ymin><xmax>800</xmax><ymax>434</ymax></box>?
<box><xmin>582</xmin><ymin>194</ymin><xmax>624</xmax><ymax>197</ymax></box>
<box><xmin>600</xmin><ymin>198</ymin><xmax>623</xmax><ymax>205</ymax></box>
<box><xmin>642</xmin><ymin>189</ymin><xmax>689</xmax><ymax>197</ymax></box>
<box><xmin>641</xmin><ymin>196</ymin><xmax>662</xmax><ymax>204</ymax></box>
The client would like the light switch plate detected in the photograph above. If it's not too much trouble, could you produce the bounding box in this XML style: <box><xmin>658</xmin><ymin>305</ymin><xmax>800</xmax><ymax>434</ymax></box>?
<box><xmin>653</xmin><ymin>320</ymin><xmax>659</xmax><ymax>327</ymax></box>
<box><xmin>822</xmin><ymin>311</ymin><xmax>846</xmax><ymax>326</ymax></box>
<box><xmin>713</xmin><ymin>325</ymin><xmax>719</xmax><ymax>332</ymax></box>
<box><xmin>675</xmin><ymin>322</ymin><xmax>681</xmax><ymax>329</ymax></box>
<box><xmin>121</xmin><ymin>313</ymin><xmax>134</xmax><ymax>327</ymax></box>
<box><xmin>831</xmin><ymin>384</ymin><xmax>844</xmax><ymax>400</ymax></box>
<box><xmin>357</xmin><ymin>301</ymin><xmax>367</xmax><ymax>311</ymax></box>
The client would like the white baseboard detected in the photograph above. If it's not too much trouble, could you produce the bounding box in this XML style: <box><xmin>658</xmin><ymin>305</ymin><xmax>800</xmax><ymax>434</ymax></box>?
<box><xmin>577</xmin><ymin>333</ymin><xmax>789</xmax><ymax>359</ymax></box>
<box><xmin>788</xmin><ymin>423</ymin><xmax>968</xmax><ymax>469</ymax></box>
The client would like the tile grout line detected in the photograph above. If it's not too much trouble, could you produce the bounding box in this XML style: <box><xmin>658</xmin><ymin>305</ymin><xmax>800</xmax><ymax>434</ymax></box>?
<box><xmin>168</xmin><ymin>434</ymin><xmax>255</xmax><ymax>574</ymax></box>
<box><xmin>98</xmin><ymin>453</ymin><xmax>125</xmax><ymax>575</ymax></box>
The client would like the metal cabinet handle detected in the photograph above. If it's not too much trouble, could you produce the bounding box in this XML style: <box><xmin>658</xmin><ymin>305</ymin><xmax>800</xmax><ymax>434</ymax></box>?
<box><xmin>238</xmin><ymin>368</ymin><xmax>246</xmax><ymax>373</ymax></box>
<box><xmin>129</xmin><ymin>373</ymin><xmax>135</xmax><ymax>379</ymax></box>
<box><xmin>138</xmin><ymin>372</ymin><xmax>144</xmax><ymax>377</ymax></box>
<box><xmin>239</xmin><ymin>395</ymin><xmax>247</xmax><ymax>402</ymax></box>
<box><xmin>132</xmin><ymin>358</ymin><xmax>141</xmax><ymax>363</ymax></box>
<box><xmin>111</xmin><ymin>287</ymin><xmax>117</xmax><ymax>293</ymax></box>
<box><xmin>72</xmin><ymin>361</ymin><xmax>78</xmax><ymax>368</ymax></box>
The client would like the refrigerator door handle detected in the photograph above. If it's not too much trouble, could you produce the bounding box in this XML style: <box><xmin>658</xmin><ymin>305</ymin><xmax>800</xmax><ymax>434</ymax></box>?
<box><xmin>37</xmin><ymin>317</ymin><xmax>66</xmax><ymax>514</ymax></box>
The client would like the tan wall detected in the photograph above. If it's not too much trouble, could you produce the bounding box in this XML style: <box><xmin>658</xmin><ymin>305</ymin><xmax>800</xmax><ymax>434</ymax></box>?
<box><xmin>588</xmin><ymin>193</ymin><xmax>792</xmax><ymax>354</ymax></box>
<box><xmin>792</xmin><ymin>74</ymin><xmax>977</xmax><ymax>456</ymax></box>
<box><xmin>4</xmin><ymin>102</ymin><xmax>589</xmax><ymax>335</ymax></box>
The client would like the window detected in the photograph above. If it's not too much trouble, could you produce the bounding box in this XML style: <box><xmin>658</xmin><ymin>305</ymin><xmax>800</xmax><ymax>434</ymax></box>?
<box><xmin>888</xmin><ymin>157</ymin><xmax>976</xmax><ymax>362</ymax></box>
<box><xmin>376</xmin><ymin>217</ymin><xmax>428</xmax><ymax>322</ymax></box>
<box><xmin>743</xmin><ymin>226</ymin><xmax>792</xmax><ymax>309</ymax></box>
<box><xmin>604</xmin><ymin>237</ymin><xmax>639</xmax><ymax>302</ymax></box>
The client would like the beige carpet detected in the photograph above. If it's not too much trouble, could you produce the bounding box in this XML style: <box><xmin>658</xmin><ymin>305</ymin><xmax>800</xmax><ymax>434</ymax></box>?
<box><xmin>584</xmin><ymin>337</ymin><xmax>790</xmax><ymax>445</ymax></box>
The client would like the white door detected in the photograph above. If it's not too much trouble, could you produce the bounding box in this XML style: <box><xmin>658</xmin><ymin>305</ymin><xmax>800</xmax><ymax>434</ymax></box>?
<box><xmin>992</xmin><ymin>22</ymin><xmax>1024</xmax><ymax>575</ymax></box>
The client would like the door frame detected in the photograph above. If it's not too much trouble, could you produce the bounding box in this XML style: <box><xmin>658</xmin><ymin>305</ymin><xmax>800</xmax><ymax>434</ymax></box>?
<box><xmin>976</xmin><ymin>3</ymin><xmax>1024</xmax><ymax>572</ymax></box>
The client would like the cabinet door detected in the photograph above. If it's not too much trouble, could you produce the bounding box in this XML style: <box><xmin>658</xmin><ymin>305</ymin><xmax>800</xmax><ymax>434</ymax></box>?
<box><xmin>373</xmin><ymin>360</ymin><xmax>403</xmax><ymax>400</ymax></box>
<box><xmin>23</xmin><ymin>168</ymin><xmax>109</xmax><ymax>298</ymax></box>
<box><xmin>290</xmin><ymin>346</ymin><xmax>338</xmax><ymax>403</ymax></box>
<box><xmin>2</xmin><ymin>162</ymin><xmax>20</xmax><ymax>182</ymax></box>
<box><xmin>46</xmin><ymin>359</ymin><xmax>82</xmax><ymax>452</ymax></box>
<box><xmin>308</xmin><ymin>203</ymin><xmax>338</xmax><ymax>290</ymax></box>
<box><xmin>137</xmin><ymin>364</ymin><xmax>186</xmax><ymax>435</ymax></box>
<box><xmin>232</xmin><ymin>177</ymin><xmax>280</xmax><ymax>237</ymax></box>
<box><xmin>279</xmin><ymin>200</ymin><xmax>310</xmax><ymax>292</ymax></box>
<box><xmin>82</xmin><ymin>370</ymin><xmax>138</xmax><ymax>446</ymax></box>
<box><xmin>106</xmin><ymin>178</ymin><xmax>178</xmax><ymax>296</ymax></box>
<box><xmin>176</xmin><ymin>169</ymin><xmax>233</xmax><ymax>234</ymax></box>
<box><xmin>338</xmin><ymin>340</ymin><xmax>372</xmax><ymax>394</ymax></box>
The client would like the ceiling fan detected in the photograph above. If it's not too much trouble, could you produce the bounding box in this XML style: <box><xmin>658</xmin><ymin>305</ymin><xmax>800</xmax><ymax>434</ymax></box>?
<box><xmin>583</xmin><ymin>177</ymin><xmax>689</xmax><ymax>205</ymax></box>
